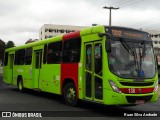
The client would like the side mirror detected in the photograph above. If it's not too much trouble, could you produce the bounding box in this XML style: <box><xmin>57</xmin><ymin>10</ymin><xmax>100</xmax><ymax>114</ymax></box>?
<box><xmin>98</xmin><ymin>33</ymin><xmax>112</xmax><ymax>52</ymax></box>
<box><xmin>106</xmin><ymin>37</ymin><xmax>111</xmax><ymax>52</ymax></box>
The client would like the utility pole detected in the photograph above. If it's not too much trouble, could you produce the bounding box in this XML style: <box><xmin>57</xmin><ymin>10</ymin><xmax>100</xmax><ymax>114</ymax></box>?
<box><xmin>103</xmin><ymin>6</ymin><xmax>119</xmax><ymax>26</ymax></box>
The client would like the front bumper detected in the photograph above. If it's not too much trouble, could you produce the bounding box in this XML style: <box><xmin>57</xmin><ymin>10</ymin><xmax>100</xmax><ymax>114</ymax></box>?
<box><xmin>103</xmin><ymin>89</ymin><xmax>158</xmax><ymax>105</ymax></box>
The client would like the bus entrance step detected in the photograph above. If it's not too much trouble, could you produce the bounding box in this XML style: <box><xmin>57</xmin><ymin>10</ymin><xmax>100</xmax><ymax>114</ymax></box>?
<box><xmin>33</xmin><ymin>88</ymin><xmax>41</xmax><ymax>92</ymax></box>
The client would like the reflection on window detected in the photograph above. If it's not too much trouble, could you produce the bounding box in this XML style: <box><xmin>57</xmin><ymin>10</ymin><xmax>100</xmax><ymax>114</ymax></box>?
<box><xmin>25</xmin><ymin>48</ymin><xmax>32</xmax><ymax>65</ymax></box>
<box><xmin>43</xmin><ymin>44</ymin><xmax>47</xmax><ymax>64</ymax></box>
<box><xmin>86</xmin><ymin>44</ymin><xmax>92</xmax><ymax>71</ymax></box>
<box><xmin>95</xmin><ymin>43</ymin><xmax>102</xmax><ymax>76</ymax></box>
<box><xmin>17</xmin><ymin>49</ymin><xmax>25</xmax><ymax>65</ymax></box>
<box><xmin>47</xmin><ymin>41</ymin><xmax>62</xmax><ymax>64</ymax></box>
<box><xmin>63</xmin><ymin>37</ymin><xmax>81</xmax><ymax>62</ymax></box>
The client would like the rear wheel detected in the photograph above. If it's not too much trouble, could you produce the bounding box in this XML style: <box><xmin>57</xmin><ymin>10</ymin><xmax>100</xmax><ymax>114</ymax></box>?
<box><xmin>63</xmin><ymin>83</ymin><xmax>78</xmax><ymax>106</ymax></box>
<box><xmin>18</xmin><ymin>79</ymin><xmax>24</xmax><ymax>92</ymax></box>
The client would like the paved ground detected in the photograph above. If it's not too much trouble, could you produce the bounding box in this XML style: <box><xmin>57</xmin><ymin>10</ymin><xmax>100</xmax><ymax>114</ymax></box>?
<box><xmin>1</xmin><ymin>76</ymin><xmax>160</xmax><ymax>120</ymax></box>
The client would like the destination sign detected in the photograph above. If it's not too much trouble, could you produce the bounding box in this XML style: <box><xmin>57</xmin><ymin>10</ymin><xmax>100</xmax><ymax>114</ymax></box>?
<box><xmin>105</xmin><ymin>27</ymin><xmax>150</xmax><ymax>40</ymax></box>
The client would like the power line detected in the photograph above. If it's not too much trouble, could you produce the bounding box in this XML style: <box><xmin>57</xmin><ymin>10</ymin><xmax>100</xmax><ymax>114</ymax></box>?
<box><xmin>142</xmin><ymin>21</ymin><xmax>160</xmax><ymax>29</ymax></box>
<box><xmin>110</xmin><ymin>0</ymin><xmax>125</xmax><ymax>6</ymax></box>
<box><xmin>120</xmin><ymin>0</ymin><xmax>146</xmax><ymax>8</ymax></box>
<box><xmin>111</xmin><ymin>0</ymin><xmax>134</xmax><ymax>6</ymax></box>
<box><xmin>131</xmin><ymin>16</ymin><xmax>160</xmax><ymax>27</ymax></box>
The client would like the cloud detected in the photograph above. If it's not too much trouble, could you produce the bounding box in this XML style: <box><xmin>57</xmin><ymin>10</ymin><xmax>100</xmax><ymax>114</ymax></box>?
<box><xmin>0</xmin><ymin>0</ymin><xmax>160</xmax><ymax>46</ymax></box>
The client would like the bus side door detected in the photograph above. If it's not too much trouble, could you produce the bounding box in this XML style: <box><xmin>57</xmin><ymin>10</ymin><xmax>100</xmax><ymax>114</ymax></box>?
<box><xmin>32</xmin><ymin>50</ymin><xmax>42</xmax><ymax>89</ymax></box>
<box><xmin>8</xmin><ymin>52</ymin><xmax>15</xmax><ymax>85</ymax></box>
<box><xmin>84</xmin><ymin>41</ymin><xmax>103</xmax><ymax>101</ymax></box>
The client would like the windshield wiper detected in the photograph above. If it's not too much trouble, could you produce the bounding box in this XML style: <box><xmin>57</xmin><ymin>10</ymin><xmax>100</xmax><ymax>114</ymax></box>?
<box><xmin>120</xmin><ymin>38</ymin><xmax>135</xmax><ymax>56</ymax></box>
<box><xmin>142</xmin><ymin>44</ymin><xmax>152</xmax><ymax>58</ymax></box>
<box><xmin>138</xmin><ymin>44</ymin><xmax>143</xmax><ymax>73</ymax></box>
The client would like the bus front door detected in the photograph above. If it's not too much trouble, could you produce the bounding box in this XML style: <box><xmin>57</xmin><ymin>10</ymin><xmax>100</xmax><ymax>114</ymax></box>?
<box><xmin>84</xmin><ymin>42</ymin><xmax>103</xmax><ymax>101</ymax></box>
<box><xmin>8</xmin><ymin>54</ymin><xmax>14</xmax><ymax>84</ymax></box>
<box><xmin>33</xmin><ymin>50</ymin><xmax>42</xmax><ymax>89</ymax></box>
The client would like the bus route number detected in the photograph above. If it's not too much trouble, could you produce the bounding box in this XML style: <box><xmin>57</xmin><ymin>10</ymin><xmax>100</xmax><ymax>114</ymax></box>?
<box><xmin>128</xmin><ymin>88</ymin><xmax>135</xmax><ymax>93</ymax></box>
<box><xmin>112</xmin><ymin>30</ymin><xmax>122</xmax><ymax>37</ymax></box>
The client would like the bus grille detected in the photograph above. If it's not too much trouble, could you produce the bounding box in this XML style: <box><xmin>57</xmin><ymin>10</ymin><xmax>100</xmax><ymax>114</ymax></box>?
<box><xmin>126</xmin><ymin>95</ymin><xmax>153</xmax><ymax>103</ymax></box>
<box><xmin>120</xmin><ymin>82</ymin><xmax>154</xmax><ymax>86</ymax></box>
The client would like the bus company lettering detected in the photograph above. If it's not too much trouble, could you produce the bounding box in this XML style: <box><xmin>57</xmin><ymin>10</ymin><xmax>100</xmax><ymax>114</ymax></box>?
<box><xmin>17</xmin><ymin>68</ymin><xmax>23</xmax><ymax>73</ymax></box>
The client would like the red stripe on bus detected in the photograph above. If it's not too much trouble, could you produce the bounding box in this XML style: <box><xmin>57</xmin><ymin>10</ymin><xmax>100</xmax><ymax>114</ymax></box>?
<box><xmin>61</xmin><ymin>63</ymin><xmax>79</xmax><ymax>96</ymax></box>
<box><xmin>62</xmin><ymin>31</ymin><xmax>80</xmax><ymax>40</ymax></box>
<box><xmin>120</xmin><ymin>88</ymin><xmax>154</xmax><ymax>94</ymax></box>
<box><xmin>60</xmin><ymin>31</ymin><xmax>80</xmax><ymax>96</ymax></box>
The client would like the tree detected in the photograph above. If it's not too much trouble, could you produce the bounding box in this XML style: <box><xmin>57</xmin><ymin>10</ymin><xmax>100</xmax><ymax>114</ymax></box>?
<box><xmin>0</xmin><ymin>39</ymin><xmax>5</xmax><ymax>61</ymax></box>
<box><xmin>5</xmin><ymin>41</ymin><xmax>15</xmax><ymax>49</ymax></box>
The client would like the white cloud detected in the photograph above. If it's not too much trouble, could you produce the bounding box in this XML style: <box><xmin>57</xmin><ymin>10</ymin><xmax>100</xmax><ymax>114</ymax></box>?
<box><xmin>0</xmin><ymin>0</ymin><xmax>160</xmax><ymax>46</ymax></box>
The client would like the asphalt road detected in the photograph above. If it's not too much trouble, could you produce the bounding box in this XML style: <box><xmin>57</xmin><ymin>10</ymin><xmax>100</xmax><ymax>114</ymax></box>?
<box><xmin>0</xmin><ymin>76</ymin><xmax>160</xmax><ymax>120</ymax></box>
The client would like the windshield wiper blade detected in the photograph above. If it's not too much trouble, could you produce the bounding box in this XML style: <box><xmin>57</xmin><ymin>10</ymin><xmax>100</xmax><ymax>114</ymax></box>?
<box><xmin>142</xmin><ymin>45</ymin><xmax>152</xmax><ymax>58</ymax></box>
<box><xmin>120</xmin><ymin>38</ymin><xmax>135</xmax><ymax>56</ymax></box>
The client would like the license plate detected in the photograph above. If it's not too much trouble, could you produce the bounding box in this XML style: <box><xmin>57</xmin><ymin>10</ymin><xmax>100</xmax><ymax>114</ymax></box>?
<box><xmin>135</xmin><ymin>100</ymin><xmax>145</xmax><ymax>104</ymax></box>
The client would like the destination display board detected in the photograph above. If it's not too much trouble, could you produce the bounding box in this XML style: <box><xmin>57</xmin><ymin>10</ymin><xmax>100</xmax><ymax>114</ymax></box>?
<box><xmin>105</xmin><ymin>27</ymin><xmax>151</xmax><ymax>40</ymax></box>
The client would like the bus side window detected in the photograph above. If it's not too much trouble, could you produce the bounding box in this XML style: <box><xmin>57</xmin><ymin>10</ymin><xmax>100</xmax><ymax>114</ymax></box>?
<box><xmin>43</xmin><ymin>44</ymin><xmax>47</xmax><ymax>64</ymax></box>
<box><xmin>95</xmin><ymin>43</ymin><xmax>102</xmax><ymax>76</ymax></box>
<box><xmin>47</xmin><ymin>41</ymin><xmax>62</xmax><ymax>64</ymax></box>
<box><xmin>25</xmin><ymin>47</ymin><xmax>32</xmax><ymax>65</ymax></box>
<box><xmin>17</xmin><ymin>49</ymin><xmax>25</xmax><ymax>65</ymax></box>
<box><xmin>52</xmin><ymin>41</ymin><xmax>62</xmax><ymax>63</ymax></box>
<box><xmin>14</xmin><ymin>51</ymin><xmax>17</xmax><ymax>65</ymax></box>
<box><xmin>63</xmin><ymin>37</ymin><xmax>81</xmax><ymax>63</ymax></box>
<box><xmin>4</xmin><ymin>52</ymin><xmax>8</xmax><ymax>66</ymax></box>
<box><xmin>47</xmin><ymin>42</ymin><xmax>54</xmax><ymax>64</ymax></box>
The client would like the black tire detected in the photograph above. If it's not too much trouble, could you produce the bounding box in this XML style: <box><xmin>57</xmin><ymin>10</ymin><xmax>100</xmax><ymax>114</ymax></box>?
<box><xmin>63</xmin><ymin>83</ymin><xmax>78</xmax><ymax>106</ymax></box>
<box><xmin>17</xmin><ymin>79</ymin><xmax>24</xmax><ymax>92</ymax></box>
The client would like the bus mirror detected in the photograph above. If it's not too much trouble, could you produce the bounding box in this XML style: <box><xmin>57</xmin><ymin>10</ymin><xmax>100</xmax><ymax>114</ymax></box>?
<box><xmin>106</xmin><ymin>38</ymin><xmax>111</xmax><ymax>52</ymax></box>
<box><xmin>98</xmin><ymin>33</ymin><xmax>112</xmax><ymax>38</ymax></box>
<box><xmin>98</xmin><ymin>33</ymin><xmax>112</xmax><ymax>52</ymax></box>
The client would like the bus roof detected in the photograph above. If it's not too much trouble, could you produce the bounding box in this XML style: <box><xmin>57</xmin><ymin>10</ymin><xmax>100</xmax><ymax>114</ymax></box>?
<box><xmin>5</xmin><ymin>25</ymin><xmax>150</xmax><ymax>52</ymax></box>
<box><xmin>5</xmin><ymin>25</ymin><xmax>104</xmax><ymax>52</ymax></box>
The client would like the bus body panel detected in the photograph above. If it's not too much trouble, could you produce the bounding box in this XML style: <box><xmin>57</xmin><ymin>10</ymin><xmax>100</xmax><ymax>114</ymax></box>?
<box><xmin>2</xmin><ymin>25</ymin><xmax>158</xmax><ymax>106</ymax></box>
<box><xmin>60</xmin><ymin>31</ymin><xmax>80</xmax><ymax>96</ymax></box>
<box><xmin>41</xmin><ymin>64</ymin><xmax>61</xmax><ymax>94</ymax></box>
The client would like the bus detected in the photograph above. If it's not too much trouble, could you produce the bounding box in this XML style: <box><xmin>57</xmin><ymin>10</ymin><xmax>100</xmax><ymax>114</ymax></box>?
<box><xmin>3</xmin><ymin>25</ymin><xmax>158</xmax><ymax>106</ymax></box>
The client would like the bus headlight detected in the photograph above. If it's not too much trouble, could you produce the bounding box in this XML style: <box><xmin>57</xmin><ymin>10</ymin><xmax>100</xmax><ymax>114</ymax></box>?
<box><xmin>154</xmin><ymin>80</ymin><xmax>159</xmax><ymax>92</ymax></box>
<box><xmin>109</xmin><ymin>80</ymin><xmax>121</xmax><ymax>93</ymax></box>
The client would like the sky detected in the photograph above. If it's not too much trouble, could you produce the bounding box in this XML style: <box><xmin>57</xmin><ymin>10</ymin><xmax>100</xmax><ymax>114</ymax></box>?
<box><xmin>0</xmin><ymin>0</ymin><xmax>160</xmax><ymax>46</ymax></box>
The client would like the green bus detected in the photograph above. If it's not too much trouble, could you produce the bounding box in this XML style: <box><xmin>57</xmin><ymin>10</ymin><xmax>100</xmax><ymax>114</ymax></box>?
<box><xmin>3</xmin><ymin>25</ymin><xmax>158</xmax><ymax>106</ymax></box>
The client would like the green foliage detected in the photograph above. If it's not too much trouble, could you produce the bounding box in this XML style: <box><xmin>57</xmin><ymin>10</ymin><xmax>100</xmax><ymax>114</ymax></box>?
<box><xmin>0</xmin><ymin>39</ymin><xmax>5</xmax><ymax>61</ymax></box>
<box><xmin>5</xmin><ymin>41</ymin><xmax>15</xmax><ymax>49</ymax></box>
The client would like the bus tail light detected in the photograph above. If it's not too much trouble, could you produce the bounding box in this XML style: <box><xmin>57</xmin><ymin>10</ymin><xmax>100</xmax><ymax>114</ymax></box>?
<box><xmin>109</xmin><ymin>80</ymin><xmax>121</xmax><ymax>93</ymax></box>
<box><xmin>154</xmin><ymin>81</ymin><xmax>159</xmax><ymax>92</ymax></box>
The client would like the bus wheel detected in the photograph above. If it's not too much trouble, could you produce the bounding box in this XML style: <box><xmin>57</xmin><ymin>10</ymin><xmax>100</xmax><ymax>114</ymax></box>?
<box><xmin>18</xmin><ymin>80</ymin><xmax>24</xmax><ymax>92</ymax></box>
<box><xmin>63</xmin><ymin>83</ymin><xmax>78</xmax><ymax>106</ymax></box>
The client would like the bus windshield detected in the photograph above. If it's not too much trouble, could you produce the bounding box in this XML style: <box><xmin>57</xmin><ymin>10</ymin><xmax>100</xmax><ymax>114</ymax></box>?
<box><xmin>108</xmin><ymin>39</ymin><xmax>155</xmax><ymax>79</ymax></box>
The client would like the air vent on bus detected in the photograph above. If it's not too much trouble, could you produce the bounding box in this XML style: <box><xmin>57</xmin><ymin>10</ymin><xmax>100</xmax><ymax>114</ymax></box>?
<box><xmin>120</xmin><ymin>82</ymin><xmax>154</xmax><ymax>86</ymax></box>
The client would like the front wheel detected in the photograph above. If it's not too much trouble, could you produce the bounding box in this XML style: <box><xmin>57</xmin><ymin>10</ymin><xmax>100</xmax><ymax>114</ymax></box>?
<box><xmin>63</xmin><ymin>83</ymin><xmax>78</xmax><ymax>106</ymax></box>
